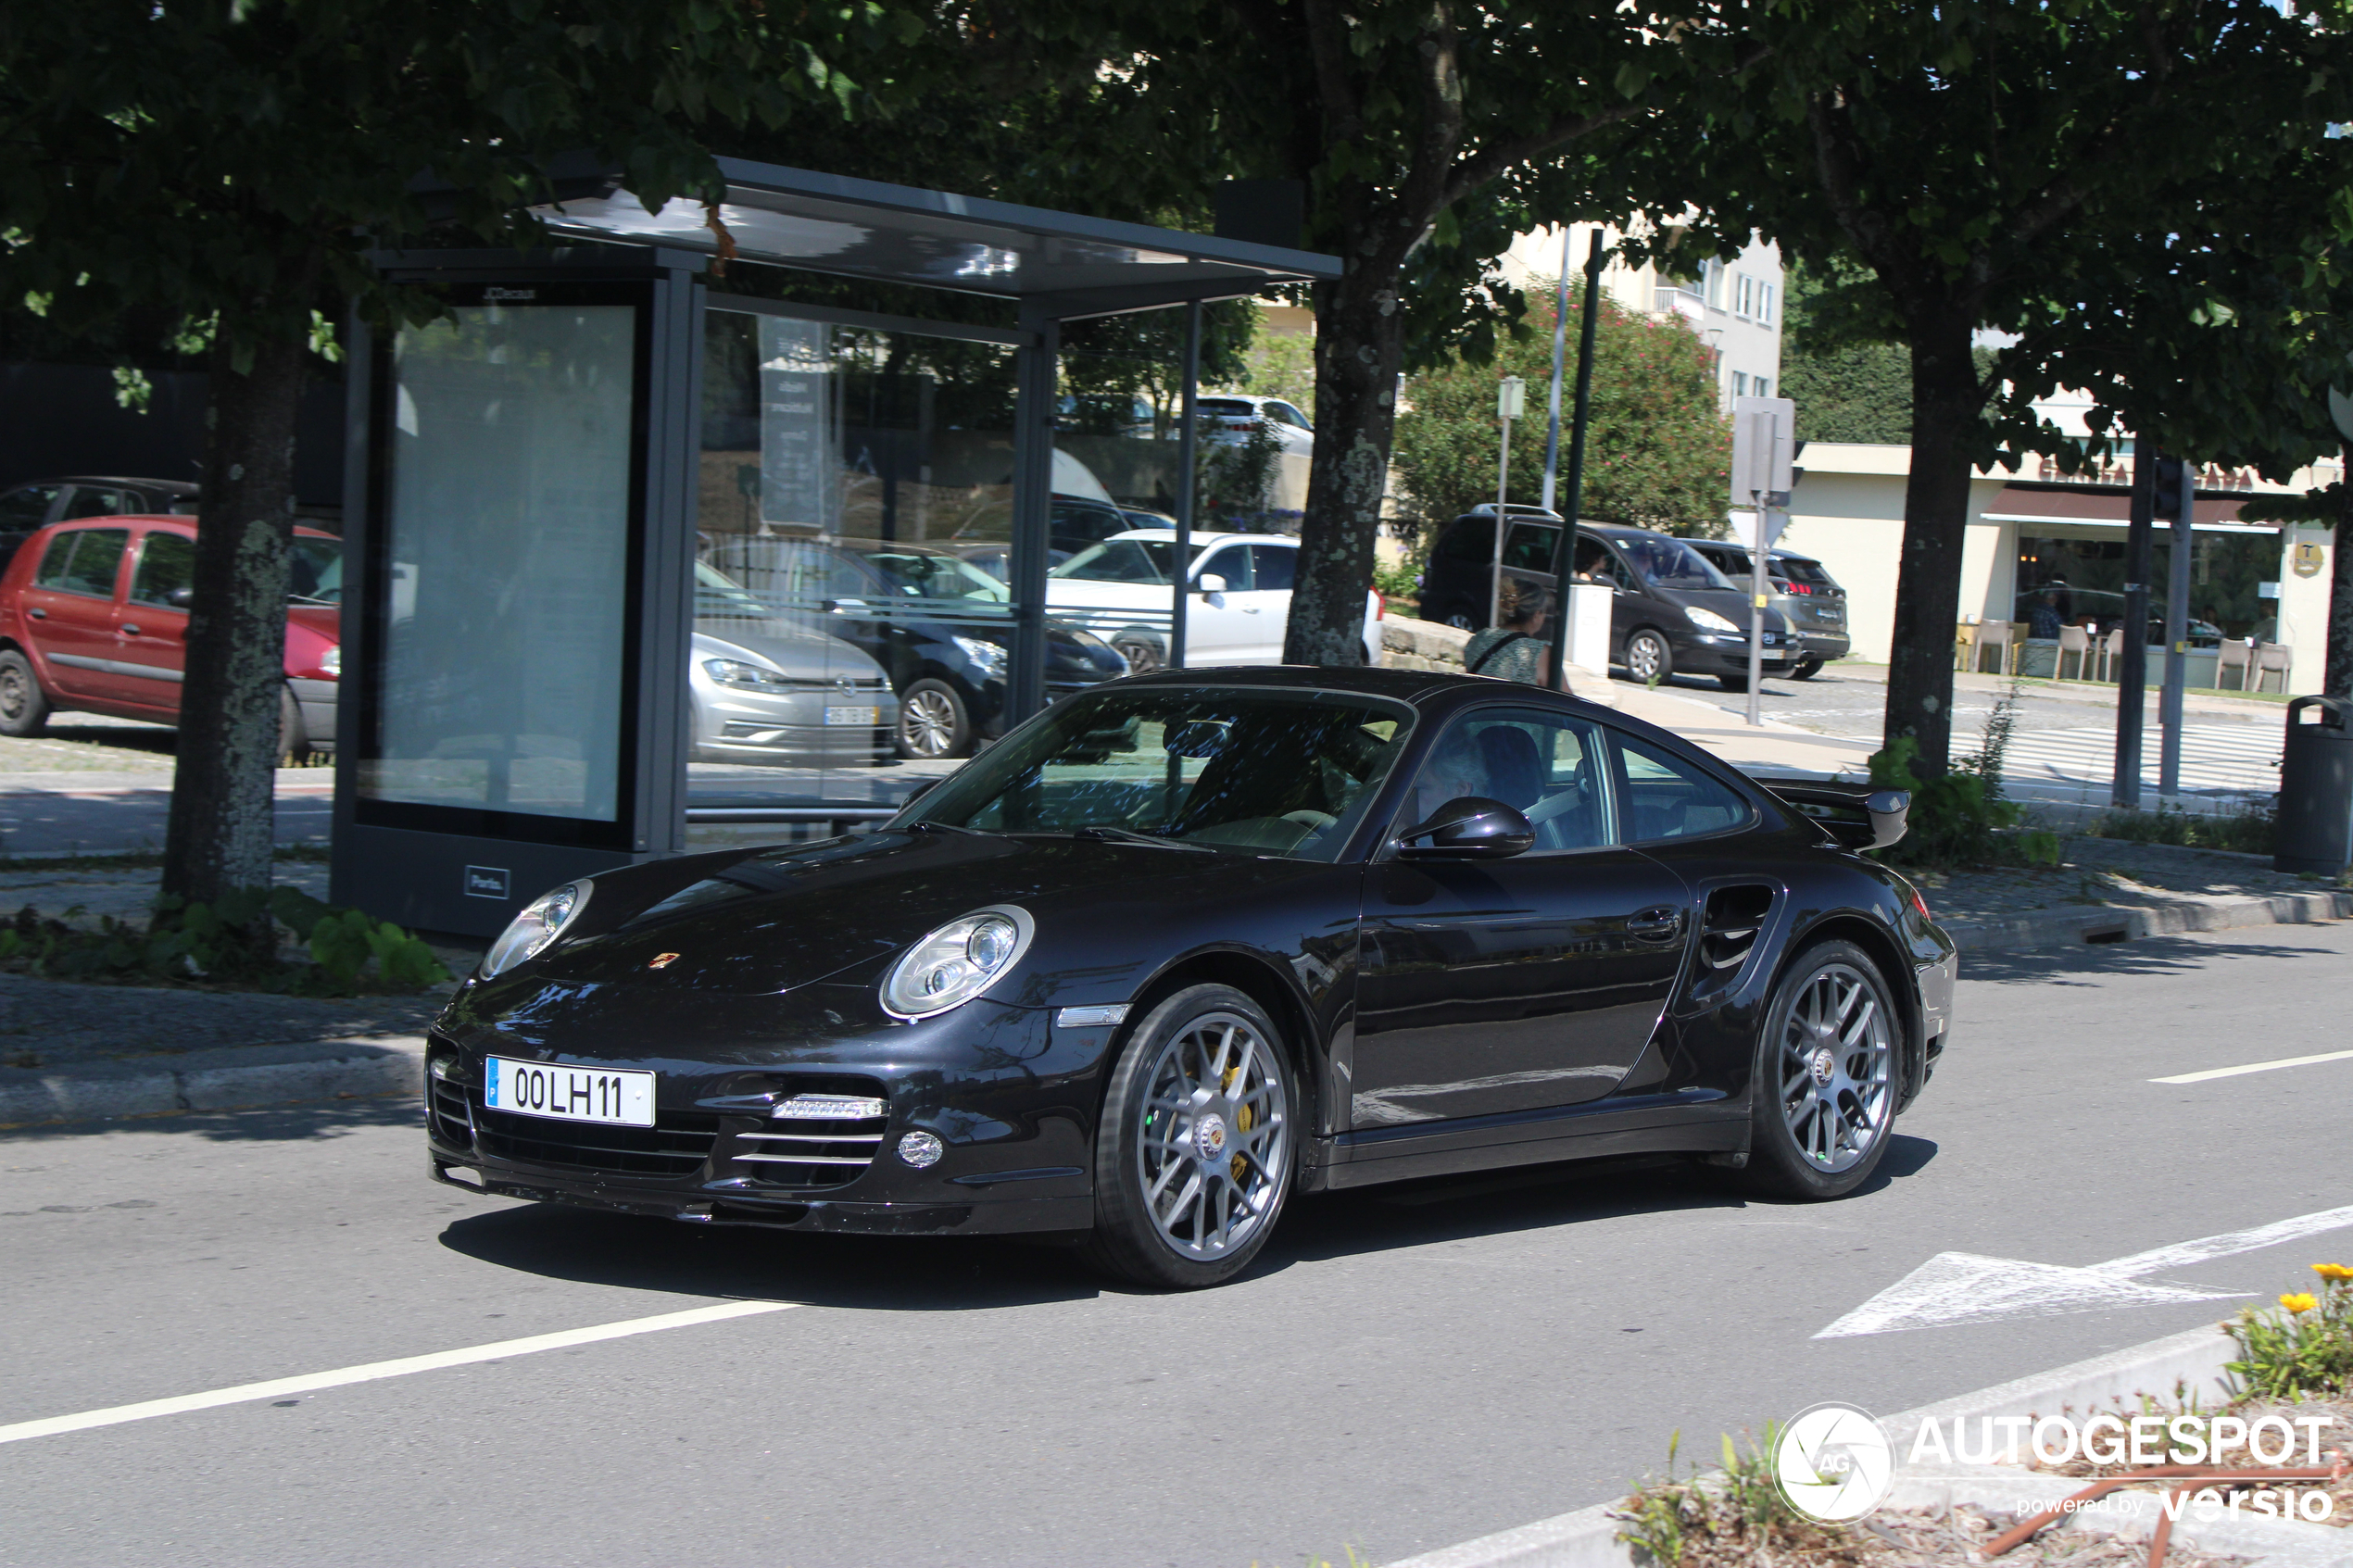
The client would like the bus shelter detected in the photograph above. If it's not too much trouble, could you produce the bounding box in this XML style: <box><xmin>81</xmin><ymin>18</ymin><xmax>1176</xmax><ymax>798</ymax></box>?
<box><xmin>328</xmin><ymin>159</ymin><xmax>1338</xmax><ymax>935</ymax></box>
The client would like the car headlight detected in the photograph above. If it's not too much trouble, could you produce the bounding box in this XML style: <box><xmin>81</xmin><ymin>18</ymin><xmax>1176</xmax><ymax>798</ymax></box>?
<box><xmin>1685</xmin><ymin>606</ymin><xmax>1741</xmax><ymax>633</ymax></box>
<box><xmin>481</xmin><ymin>880</ymin><xmax>593</xmax><ymax>979</ymax></box>
<box><xmin>952</xmin><ymin>634</ymin><xmax>1009</xmax><ymax>678</ymax></box>
<box><xmin>881</xmin><ymin>905</ymin><xmax>1034</xmax><ymax>1019</ymax></box>
<box><xmin>703</xmin><ymin>657</ymin><xmax>792</xmax><ymax>692</ymax></box>
<box><xmin>320</xmin><ymin>646</ymin><xmax>341</xmax><ymax>679</ymax></box>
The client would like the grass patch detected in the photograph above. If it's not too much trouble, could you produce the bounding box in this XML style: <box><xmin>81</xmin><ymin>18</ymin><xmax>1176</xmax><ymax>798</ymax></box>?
<box><xmin>2082</xmin><ymin>799</ymin><xmax>2276</xmax><ymax>858</ymax></box>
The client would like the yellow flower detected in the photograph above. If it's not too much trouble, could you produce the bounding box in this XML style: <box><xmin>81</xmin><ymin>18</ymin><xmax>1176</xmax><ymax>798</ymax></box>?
<box><xmin>2313</xmin><ymin>1263</ymin><xmax>2353</xmax><ymax>1282</ymax></box>
<box><xmin>2281</xmin><ymin>1293</ymin><xmax>2320</xmax><ymax>1314</ymax></box>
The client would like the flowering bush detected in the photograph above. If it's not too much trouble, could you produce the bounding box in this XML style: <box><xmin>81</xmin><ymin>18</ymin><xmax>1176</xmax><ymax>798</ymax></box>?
<box><xmin>2226</xmin><ymin>1265</ymin><xmax>2353</xmax><ymax>1399</ymax></box>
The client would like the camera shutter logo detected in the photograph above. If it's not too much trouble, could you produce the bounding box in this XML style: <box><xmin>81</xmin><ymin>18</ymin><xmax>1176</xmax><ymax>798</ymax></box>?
<box><xmin>1775</xmin><ymin>1403</ymin><xmax>1894</xmax><ymax>1522</ymax></box>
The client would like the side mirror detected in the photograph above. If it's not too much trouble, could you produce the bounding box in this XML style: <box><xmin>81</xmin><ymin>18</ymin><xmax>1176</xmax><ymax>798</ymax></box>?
<box><xmin>168</xmin><ymin>586</ymin><xmax>195</xmax><ymax>608</ymax></box>
<box><xmin>1398</xmin><ymin>796</ymin><xmax>1535</xmax><ymax>859</ymax></box>
<box><xmin>1864</xmin><ymin>789</ymin><xmax>1910</xmax><ymax>851</ymax></box>
<box><xmin>1197</xmin><ymin>573</ymin><xmax>1227</xmax><ymax>596</ymax></box>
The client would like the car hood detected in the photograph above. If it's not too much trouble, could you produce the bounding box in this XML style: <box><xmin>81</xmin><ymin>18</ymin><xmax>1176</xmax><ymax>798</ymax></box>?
<box><xmin>1648</xmin><ymin>583</ymin><xmax>1797</xmax><ymax>633</ymax></box>
<box><xmin>477</xmin><ymin>829</ymin><xmax>1277</xmax><ymax>1005</ymax></box>
<box><xmin>694</xmin><ymin>616</ymin><xmax>887</xmax><ymax>680</ymax></box>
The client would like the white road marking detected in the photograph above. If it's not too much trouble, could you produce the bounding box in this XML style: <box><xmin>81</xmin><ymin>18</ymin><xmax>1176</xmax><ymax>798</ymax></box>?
<box><xmin>2151</xmin><ymin>1048</ymin><xmax>2353</xmax><ymax>1085</ymax></box>
<box><xmin>1816</xmin><ymin>1204</ymin><xmax>2353</xmax><ymax>1338</ymax></box>
<box><xmin>0</xmin><ymin>1299</ymin><xmax>796</xmax><ymax>1447</ymax></box>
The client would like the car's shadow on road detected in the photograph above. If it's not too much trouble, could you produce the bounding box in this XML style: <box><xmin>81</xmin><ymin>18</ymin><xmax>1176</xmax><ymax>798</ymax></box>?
<box><xmin>435</xmin><ymin>1135</ymin><xmax>1942</xmax><ymax>1307</ymax></box>
<box><xmin>1960</xmin><ymin>934</ymin><xmax>2338</xmax><ymax>986</ymax></box>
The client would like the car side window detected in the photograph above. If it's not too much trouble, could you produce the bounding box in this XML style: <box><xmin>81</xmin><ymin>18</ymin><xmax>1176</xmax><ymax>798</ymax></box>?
<box><xmin>0</xmin><ymin>484</ymin><xmax>63</xmax><ymax>531</ymax></box>
<box><xmin>1575</xmin><ymin>535</ymin><xmax>1629</xmax><ymax>589</ymax></box>
<box><xmin>36</xmin><ymin>529</ymin><xmax>131</xmax><ymax>599</ymax></box>
<box><xmin>131</xmin><ymin>532</ymin><xmax>196</xmax><ymax>608</ymax></box>
<box><xmin>1401</xmin><ymin>707</ymin><xmax>1618</xmax><ymax>853</ymax></box>
<box><xmin>1611</xmin><ymin>731</ymin><xmax>1755</xmax><ymax>843</ymax></box>
<box><xmin>1196</xmin><ymin>546</ymin><xmax>1252</xmax><ymax>590</ymax></box>
<box><xmin>63</xmin><ymin>487</ymin><xmax>132</xmax><ymax>521</ymax></box>
<box><xmin>1267</xmin><ymin>402</ymin><xmax>1310</xmax><ymax>429</ymax></box>
<box><xmin>1436</xmin><ymin>518</ymin><xmax>1491</xmax><ymax>564</ymax></box>
<box><xmin>1249</xmin><ymin>545</ymin><xmax>1296</xmax><ymax>592</ymax></box>
<box><xmin>1503</xmin><ymin>522</ymin><xmax>1559</xmax><ymax>573</ymax></box>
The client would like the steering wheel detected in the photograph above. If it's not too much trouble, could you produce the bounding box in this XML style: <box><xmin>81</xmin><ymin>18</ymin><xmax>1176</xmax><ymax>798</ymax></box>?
<box><xmin>1281</xmin><ymin>809</ymin><xmax>1339</xmax><ymax>829</ymax></box>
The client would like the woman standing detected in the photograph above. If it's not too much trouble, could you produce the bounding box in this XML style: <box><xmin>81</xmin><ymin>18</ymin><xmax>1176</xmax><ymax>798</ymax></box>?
<box><xmin>1463</xmin><ymin>576</ymin><xmax>1553</xmax><ymax>686</ymax></box>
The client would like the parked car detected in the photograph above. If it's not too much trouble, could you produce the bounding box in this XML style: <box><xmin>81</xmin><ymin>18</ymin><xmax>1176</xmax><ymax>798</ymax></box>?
<box><xmin>698</xmin><ymin>535</ymin><xmax>1128</xmax><ymax>759</ymax></box>
<box><xmin>1421</xmin><ymin>508</ymin><xmax>1800</xmax><ymax>690</ymax></box>
<box><xmin>1686</xmin><ymin>540</ymin><xmax>1852</xmax><ymax>678</ymax></box>
<box><xmin>0</xmin><ymin>513</ymin><xmax>340</xmax><ymax>754</ymax></box>
<box><xmin>1196</xmin><ymin>395</ymin><xmax>1315</xmax><ymax>460</ymax></box>
<box><xmin>689</xmin><ymin>563</ymin><xmax>898</xmax><ymax>766</ymax></box>
<box><xmin>431</xmin><ymin>665</ymin><xmax>1955</xmax><ymax>1288</ymax></box>
<box><xmin>1044</xmin><ymin>529</ymin><xmax>1382</xmax><ymax>671</ymax></box>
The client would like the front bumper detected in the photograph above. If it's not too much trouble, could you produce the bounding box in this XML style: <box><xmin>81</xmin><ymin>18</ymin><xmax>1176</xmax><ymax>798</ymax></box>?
<box><xmin>1676</xmin><ymin>632</ymin><xmax>1797</xmax><ymax>676</ymax></box>
<box><xmin>422</xmin><ymin>989</ymin><xmax>1113</xmax><ymax>1236</ymax></box>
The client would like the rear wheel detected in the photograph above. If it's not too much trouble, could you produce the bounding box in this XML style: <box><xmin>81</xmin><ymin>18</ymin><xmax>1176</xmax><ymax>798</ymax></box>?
<box><xmin>1739</xmin><ymin>940</ymin><xmax>1899</xmax><ymax>1199</ymax></box>
<box><xmin>1086</xmin><ymin>984</ymin><xmax>1295</xmax><ymax>1289</ymax></box>
<box><xmin>895</xmin><ymin>678</ymin><xmax>972</xmax><ymax>759</ymax></box>
<box><xmin>0</xmin><ymin>649</ymin><xmax>50</xmax><ymax>737</ymax></box>
<box><xmin>1111</xmin><ymin>634</ymin><xmax>1164</xmax><ymax>676</ymax></box>
<box><xmin>1792</xmin><ymin>658</ymin><xmax>1823</xmax><ymax>680</ymax></box>
<box><xmin>1622</xmin><ymin>628</ymin><xmax>1673</xmax><ymax>684</ymax></box>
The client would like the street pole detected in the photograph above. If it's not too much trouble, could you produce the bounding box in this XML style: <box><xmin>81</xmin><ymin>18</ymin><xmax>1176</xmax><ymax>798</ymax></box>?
<box><xmin>1729</xmin><ymin>395</ymin><xmax>1794</xmax><ymax>728</ymax></box>
<box><xmin>2158</xmin><ymin>457</ymin><xmax>2196</xmax><ymax>798</ymax></box>
<box><xmin>1540</xmin><ymin>233</ymin><xmax>1572</xmax><ymax>515</ymax></box>
<box><xmin>1490</xmin><ymin>374</ymin><xmax>1526</xmax><ymax>628</ymax></box>
<box><xmin>2114</xmin><ymin>453</ymin><xmax>2156</xmax><ymax>808</ymax></box>
<box><xmin>1546</xmin><ymin>232</ymin><xmax>1605</xmax><ymax>692</ymax></box>
<box><xmin>1170</xmin><ymin>301</ymin><xmax>1201</xmax><ymax>671</ymax></box>
<box><xmin>1747</xmin><ymin>512</ymin><xmax>1767</xmax><ymax>728</ymax></box>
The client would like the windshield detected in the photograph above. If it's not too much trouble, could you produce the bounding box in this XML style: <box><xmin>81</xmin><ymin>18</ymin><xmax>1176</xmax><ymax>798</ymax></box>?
<box><xmin>1617</xmin><ymin>533</ymin><xmax>1735</xmax><ymax>591</ymax></box>
<box><xmin>1053</xmin><ymin>537</ymin><xmax>1179</xmax><ymax>584</ymax></box>
<box><xmin>862</xmin><ymin>548</ymin><xmax>1008</xmax><ymax>602</ymax></box>
<box><xmin>898</xmin><ymin>686</ymin><xmax>1416</xmax><ymax>860</ymax></box>
<box><xmin>693</xmin><ymin>560</ymin><xmax>774</xmax><ymax>619</ymax></box>
<box><xmin>289</xmin><ymin>537</ymin><xmax>341</xmax><ymax>604</ymax></box>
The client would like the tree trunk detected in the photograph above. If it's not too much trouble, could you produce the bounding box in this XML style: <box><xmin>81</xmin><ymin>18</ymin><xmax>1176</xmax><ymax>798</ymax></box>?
<box><xmin>160</xmin><ymin>328</ymin><xmax>308</xmax><ymax>919</ymax></box>
<box><xmin>1284</xmin><ymin>263</ymin><xmax>1406</xmax><ymax>665</ymax></box>
<box><xmin>1881</xmin><ymin>319</ymin><xmax>1983</xmax><ymax>772</ymax></box>
<box><xmin>2329</xmin><ymin>451</ymin><xmax>2353</xmax><ymax>700</ymax></box>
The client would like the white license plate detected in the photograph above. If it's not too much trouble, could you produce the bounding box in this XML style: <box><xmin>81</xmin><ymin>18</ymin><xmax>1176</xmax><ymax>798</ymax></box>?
<box><xmin>484</xmin><ymin>1057</ymin><xmax>654</xmax><ymax>1126</ymax></box>
<box><xmin>824</xmin><ymin>705</ymin><xmax>878</xmax><ymax>726</ymax></box>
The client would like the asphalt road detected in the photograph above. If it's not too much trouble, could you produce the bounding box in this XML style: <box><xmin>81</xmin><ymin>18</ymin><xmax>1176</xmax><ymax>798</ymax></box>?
<box><xmin>5</xmin><ymin>924</ymin><xmax>2351</xmax><ymax>1567</ymax></box>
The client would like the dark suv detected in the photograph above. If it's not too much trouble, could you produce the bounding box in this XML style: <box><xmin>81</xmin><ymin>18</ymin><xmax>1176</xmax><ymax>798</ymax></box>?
<box><xmin>1421</xmin><ymin>508</ymin><xmax>1799</xmax><ymax>690</ymax></box>
<box><xmin>1686</xmin><ymin>540</ymin><xmax>1851</xmax><ymax>678</ymax></box>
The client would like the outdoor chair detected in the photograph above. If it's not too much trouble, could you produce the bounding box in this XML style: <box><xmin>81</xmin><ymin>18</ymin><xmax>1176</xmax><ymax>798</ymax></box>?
<box><xmin>2057</xmin><ymin>624</ymin><xmax>2093</xmax><ymax>680</ymax></box>
<box><xmin>2215</xmin><ymin>638</ymin><xmax>2254</xmax><ymax>692</ymax></box>
<box><xmin>2256</xmin><ymin>643</ymin><xmax>2293</xmax><ymax>693</ymax></box>
<box><xmin>1973</xmin><ymin>619</ymin><xmax>2017</xmax><ymax>676</ymax></box>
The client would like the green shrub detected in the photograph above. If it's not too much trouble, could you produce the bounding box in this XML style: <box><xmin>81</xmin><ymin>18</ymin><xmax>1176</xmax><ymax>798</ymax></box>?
<box><xmin>2226</xmin><ymin>1266</ymin><xmax>2353</xmax><ymax>1400</ymax></box>
<box><xmin>0</xmin><ymin>887</ymin><xmax>448</xmax><ymax>997</ymax></box>
<box><xmin>1614</xmin><ymin>1427</ymin><xmax>1841</xmax><ymax>1566</ymax></box>
<box><xmin>1372</xmin><ymin>556</ymin><xmax>1423</xmax><ymax>615</ymax></box>
<box><xmin>1866</xmin><ymin>736</ymin><xmax>2026</xmax><ymax>869</ymax></box>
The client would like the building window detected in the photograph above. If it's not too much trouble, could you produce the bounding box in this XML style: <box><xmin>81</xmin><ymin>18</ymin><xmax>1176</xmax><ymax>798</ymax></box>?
<box><xmin>1758</xmin><ymin>282</ymin><xmax>1777</xmax><ymax>327</ymax></box>
<box><xmin>1702</xmin><ymin>257</ymin><xmax>1725</xmax><ymax>310</ymax></box>
<box><xmin>1754</xmin><ymin>377</ymin><xmax>1769</xmax><ymax>399</ymax></box>
<box><xmin>1730</xmin><ymin>370</ymin><xmax>1750</xmax><ymax>398</ymax></box>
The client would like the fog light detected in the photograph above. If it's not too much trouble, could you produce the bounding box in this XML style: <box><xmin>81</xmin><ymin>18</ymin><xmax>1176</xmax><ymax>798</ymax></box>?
<box><xmin>898</xmin><ymin>1131</ymin><xmax>944</xmax><ymax>1169</ymax></box>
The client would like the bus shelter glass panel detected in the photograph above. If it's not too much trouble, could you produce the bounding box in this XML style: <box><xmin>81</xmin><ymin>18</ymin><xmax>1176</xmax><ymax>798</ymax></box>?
<box><xmin>693</xmin><ymin>307</ymin><xmax>1042</xmax><ymax>841</ymax></box>
<box><xmin>363</xmin><ymin>296</ymin><xmax>638</xmax><ymax>842</ymax></box>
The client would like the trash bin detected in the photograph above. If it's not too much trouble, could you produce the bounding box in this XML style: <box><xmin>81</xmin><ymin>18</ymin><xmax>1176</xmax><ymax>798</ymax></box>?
<box><xmin>2274</xmin><ymin>695</ymin><xmax>2353</xmax><ymax>874</ymax></box>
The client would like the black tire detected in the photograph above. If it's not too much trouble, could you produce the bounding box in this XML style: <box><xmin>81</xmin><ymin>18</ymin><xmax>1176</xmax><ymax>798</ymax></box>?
<box><xmin>279</xmin><ymin>685</ymin><xmax>308</xmax><ymax>764</ymax></box>
<box><xmin>1444</xmin><ymin>604</ymin><xmax>1478</xmax><ymax>632</ymax></box>
<box><xmin>1738</xmin><ymin>940</ymin><xmax>1901</xmax><ymax>1200</ymax></box>
<box><xmin>1718</xmin><ymin>671</ymin><xmax>1750</xmax><ymax>692</ymax></box>
<box><xmin>1086</xmin><ymin>983</ymin><xmax>1297</xmax><ymax>1290</ymax></box>
<box><xmin>0</xmin><ymin>648</ymin><xmax>50</xmax><ymax>737</ymax></box>
<box><xmin>894</xmin><ymin>677</ymin><xmax>973</xmax><ymax>759</ymax></box>
<box><xmin>1791</xmin><ymin>658</ymin><xmax>1823</xmax><ymax>680</ymax></box>
<box><xmin>1111</xmin><ymin>634</ymin><xmax>1164</xmax><ymax>676</ymax></box>
<box><xmin>1622</xmin><ymin>628</ymin><xmax>1673</xmax><ymax>684</ymax></box>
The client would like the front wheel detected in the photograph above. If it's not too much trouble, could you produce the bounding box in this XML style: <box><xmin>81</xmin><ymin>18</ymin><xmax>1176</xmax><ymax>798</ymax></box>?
<box><xmin>894</xmin><ymin>678</ymin><xmax>973</xmax><ymax>759</ymax></box>
<box><xmin>1739</xmin><ymin>940</ymin><xmax>1899</xmax><ymax>1199</ymax></box>
<box><xmin>0</xmin><ymin>649</ymin><xmax>51</xmax><ymax>737</ymax></box>
<box><xmin>1622</xmin><ymin>628</ymin><xmax>1673</xmax><ymax>685</ymax></box>
<box><xmin>1111</xmin><ymin>634</ymin><xmax>1164</xmax><ymax>676</ymax></box>
<box><xmin>1791</xmin><ymin>658</ymin><xmax>1823</xmax><ymax>680</ymax></box>
<box><xmin>1087</xmin><ymin>984</ymin><xmax>1295</xmax><ymax>1289</ymax></box>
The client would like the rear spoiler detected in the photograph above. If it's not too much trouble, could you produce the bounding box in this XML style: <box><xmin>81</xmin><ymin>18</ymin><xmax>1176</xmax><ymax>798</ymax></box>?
<box><xmin>1748</xmin><ymin>775</ymin><xmax>1910</xmax><ymax>852</ymax></box>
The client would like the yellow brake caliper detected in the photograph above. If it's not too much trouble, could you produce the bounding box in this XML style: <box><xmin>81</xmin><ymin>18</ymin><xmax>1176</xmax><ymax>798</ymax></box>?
<box><xmin>1223</xmin><ymin>1063</ymin><xmax>1253</xmax><ymax>1184</ymax></box>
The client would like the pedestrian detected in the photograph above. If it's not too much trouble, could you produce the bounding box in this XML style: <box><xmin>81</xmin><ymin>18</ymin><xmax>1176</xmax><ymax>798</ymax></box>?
<box><xmin>1464</xmin><ymin>576</ymin><xmax>1552</xmax><ymax>685</ymax></box>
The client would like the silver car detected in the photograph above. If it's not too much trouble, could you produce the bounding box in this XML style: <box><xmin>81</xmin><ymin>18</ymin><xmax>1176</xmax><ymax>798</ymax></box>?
<box><xmin>692</xmin><ymin>563</ymin><xmax>898</xmax><ymax>764</ymax></box>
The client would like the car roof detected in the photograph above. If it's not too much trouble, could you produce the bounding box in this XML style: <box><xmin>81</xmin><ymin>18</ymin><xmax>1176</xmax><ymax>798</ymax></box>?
<box><xmin>1106</xmin><ymin>529</ymin><xmax>1289</xmax><ymax>546</ymax></box>
<box><xmin>22</xmin><ymin>475</ymin><xmax>201</xmax><ymax>494</ymax></box>
<box><xmin>33</xmin><ymin>513</ymin><xmax>337</xmax><ymax>539</ymax></box>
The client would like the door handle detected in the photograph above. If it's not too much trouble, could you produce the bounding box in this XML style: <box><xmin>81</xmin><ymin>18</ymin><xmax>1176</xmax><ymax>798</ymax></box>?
<box><xmin>1627</xmin><ymin>906</ymin><xmax>1684</xmax><ymax>940</ymax></box>
<box><xmin>26</xmin><ymin>607</ymin><xmax>44</xmax><ymax>620</ymax></box>
<box><xmin>120</xmin><ymin>623</ymin><xmax>141</xmax><ymax>637</ymax></box>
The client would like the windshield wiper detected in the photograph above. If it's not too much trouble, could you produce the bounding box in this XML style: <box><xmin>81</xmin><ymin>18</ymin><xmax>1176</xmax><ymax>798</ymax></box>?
<box><xmin>910</xmin><ymin>820</ymin><xmax>995</xmax><ymax>837</ymax></box>
<box><xmin>1071</xmin><ymin>825</ymin><xmax>1214</xmax><ymax>853</ymax></box>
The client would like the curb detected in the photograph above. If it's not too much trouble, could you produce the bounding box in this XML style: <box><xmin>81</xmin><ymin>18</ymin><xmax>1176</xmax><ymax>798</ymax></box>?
<box><xmin>1389</xmin><ymin>1324</ymin><xmax>2353</xmax><ymax>1568</ymax></box>
<box><xmin>0</xmin><ymin>1035</ymin><xmax>425</xmax><ymax>1127</ymax></box>
<box><xmin>1944</xmin><ymin>887</ymin><xmax>2353</xmax><ymax>953</ymax></box>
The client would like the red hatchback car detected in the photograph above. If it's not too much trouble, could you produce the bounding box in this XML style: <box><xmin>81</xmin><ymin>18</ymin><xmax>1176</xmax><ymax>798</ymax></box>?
<box><xmin>0</xmin><ymin>515</ymin><xmax>342</xmax><ymax>755</ymax></box>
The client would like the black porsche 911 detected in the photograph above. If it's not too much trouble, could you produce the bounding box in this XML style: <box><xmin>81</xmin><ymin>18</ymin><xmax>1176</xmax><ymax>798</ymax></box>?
<box><xmin>425</xmin><ymin>667</ymin><xmax>1956</xmax><ymax>1288</ymax></box>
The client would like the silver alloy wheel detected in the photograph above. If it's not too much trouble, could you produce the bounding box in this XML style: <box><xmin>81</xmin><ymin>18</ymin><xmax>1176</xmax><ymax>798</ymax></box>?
<box><xmin>1626</xmin><ymin>631</ymin><xmax>1667</xmax><ymax>681</ymax></box>
<box><xmin>1777</xmin><ymin>960</ymin><xmax>1894</xmax><ymax>1173</ymax></box>
<box><xmin>1135</xmin><ymin>1010</ymin><xmax>1288</xmax><ymax>1261</ymax></box>
<box><xmin>0</xmin><ymin>666</ymin><xmax>27</xmax><ymax>723</ymax></box>
<box><xmin>1113</xmin><ymin>636</ymin><xmax>1164</xmax><ymax>676</ymax></box>
<box><xmin>899</xmin><ymin>688</ymin><xmax>959</xmax><ymax>758</ymax></box>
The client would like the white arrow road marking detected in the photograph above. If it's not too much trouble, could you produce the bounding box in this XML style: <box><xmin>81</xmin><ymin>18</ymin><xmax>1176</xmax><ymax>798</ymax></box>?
<box><xmin>1816</xmin><ymin>1204</ymin><xmax>2353</xmax><ymax>1338</ymax></box>
<box><xmin>2152</xmin><ymin>1047</ymin><xmax>2353</xmax><ymax>1085</ymax></box>
<box><xmin>0</xmin><ymin>1299</ymin><xmax>797</xmax><ymax>1447</ymax></box>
